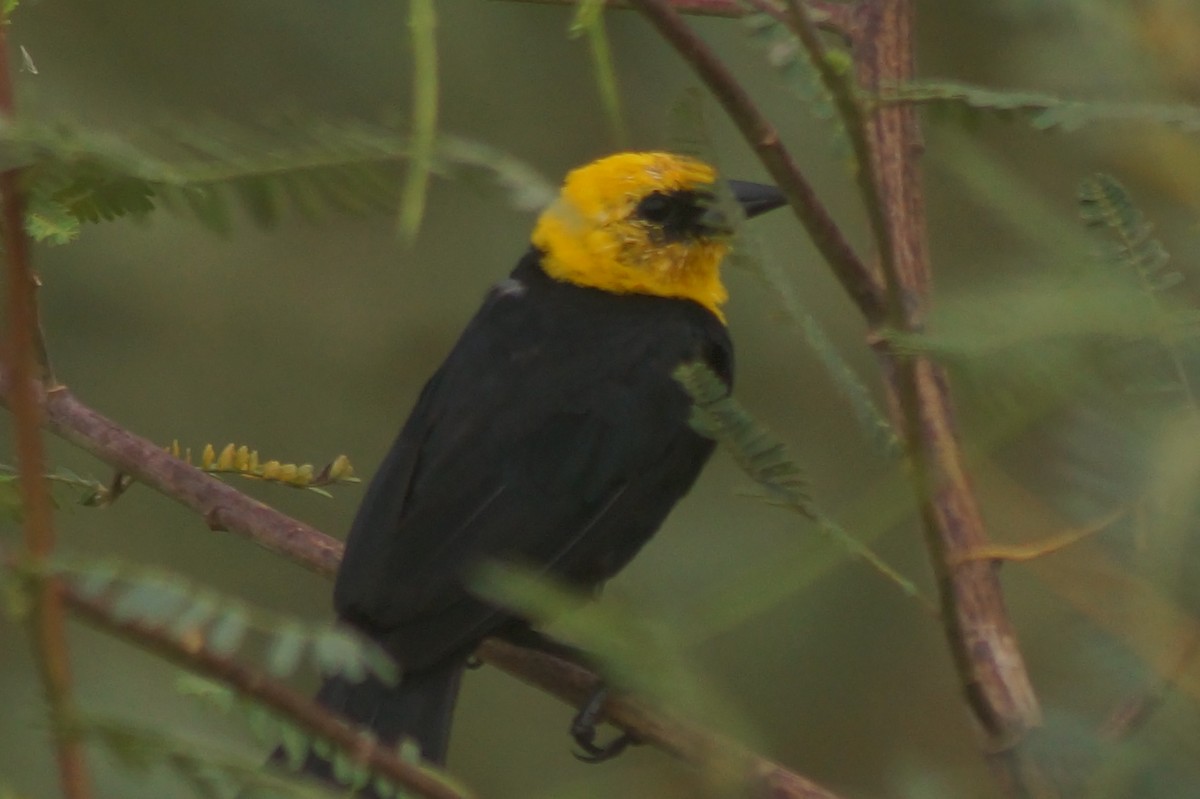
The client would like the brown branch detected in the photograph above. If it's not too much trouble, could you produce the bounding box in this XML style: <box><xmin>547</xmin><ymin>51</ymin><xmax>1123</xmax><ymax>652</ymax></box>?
<box><xmin>28</xmin><ymin>384</ymin><xmax>343</xmax><ymax>577</ymax></box>
<box><xmin>60</xmin><ymin>580</ymin><xmax>473</xmax><ymax>799</ymax></box>
<box><xmin>850</xmin><ymin>3</ymin><xmax>1050</xmax><ymax>797</ymax></box>
<box><xmin>500</xmin><ymin>0</ymin><xmax>857</xmax><ymax>34</ymax></box>
<box><xmin>0</xmin><ymin>376</ymin><xmax>849</xmax><ymax>799</ymax></box>
<box><xmin>0</xmin><ymin>15</ymin><xmax>93</xmax><ymax>799</ymax></box>
<box><xmin>479</xmin><ymin>640</ymin><xmax>844</xmax><ymax>799</ymax></box>
<box><xmin>508</xmin><ymin>0</ymin><xmax>751</xmax><ymax>16</ymax></box>
<box><xmin>629</xmin><ymin>0</ymin><xmax>886</xmax><ymax>324</ymax></box>
<box><xmin>776</xmin><ymin>0</ymin><xmax>893</xmax><ymax>289</ymax></box>
<box><xmin>612</xmin><ymin>0</ymin><xmax>1050</xmax><ymax>794</ymax></box>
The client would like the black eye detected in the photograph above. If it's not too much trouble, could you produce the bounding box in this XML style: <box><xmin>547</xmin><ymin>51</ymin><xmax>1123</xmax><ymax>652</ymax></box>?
<box><xmin>634</xmin><ymin>192</ymin><xmax>674</xmax><ymax>223</ymax></box>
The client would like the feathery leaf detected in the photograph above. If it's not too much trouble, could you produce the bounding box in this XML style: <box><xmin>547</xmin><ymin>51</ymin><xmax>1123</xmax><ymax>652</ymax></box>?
<box><xmin>882</xmin><ymin>80</ymin><xmax>1200</xmax><ymax>132</ymax></box>
<box><xmin>0</xmin><ymin>115</ymin><xmax>552</xmax><ymax>236</ymax></box>
<box><xmin>675</xmin><ymin>362</ymin><xmax>928</xmax><ymax>606</ymax></box>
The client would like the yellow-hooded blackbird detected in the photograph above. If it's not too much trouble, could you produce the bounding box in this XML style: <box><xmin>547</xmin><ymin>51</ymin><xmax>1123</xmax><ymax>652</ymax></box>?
<box><xmin>299</xmin><ymin>152</ymin><xmax>786</xmax><ymax>786</ymax></box>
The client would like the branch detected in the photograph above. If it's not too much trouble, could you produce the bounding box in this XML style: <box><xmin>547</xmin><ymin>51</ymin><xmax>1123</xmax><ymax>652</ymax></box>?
<box><xmin>0</xmin><ymin>376</ymin><xmax>849</xmax><ymax>799</ymax></box>
<box><xmin>776</xmin><ymin>0</ymin><xmax>893</xmax><ymax>289</ymax></box>
<box><xmin>614</xmin><ymin>0</ymin><xmax>1050</xmax><ymax>793</ymax></box>
<box><xmin>851</xmin><ymin>3</ymin><xmax>1050</xmax><ymax>796</ymax></box>
<box><xmin>479</xmin><ymin>640</ymin><xmax>845</xmax><ymax>799</ymax></box>
<box><xmin>56</xmin><ymin>578</ymin><xmax>472</xmax><ymax>799</ymax></box>
<box><xmin>501</xmin><ymin>0</ymin><xmax>748</xmax><ymax>19</ymax></box>
<box><xmin>628</xmin><ymin>0</ymin><xmax>887</xmax><ymax>324</ymax></box>
<box><xmin>0</xmin><ymin>13</ymin><xmax>93</xmax><ymax>799</ymax></box>
<box><xmin>499</xmin><ymin>0</ymin><xmax>857</xmax><ymax>35</ymax></box>
<box><xmin>24</xmin><ymin>384</ymin><xmax>344</xmax><ymax>577</ymax></box>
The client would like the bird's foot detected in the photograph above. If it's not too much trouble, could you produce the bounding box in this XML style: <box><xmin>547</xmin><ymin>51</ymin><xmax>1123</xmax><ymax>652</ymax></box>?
<box><xmin>570</xmin><ymin>686</ymin><xmax>637</xmax><ymax>763</ymax></box>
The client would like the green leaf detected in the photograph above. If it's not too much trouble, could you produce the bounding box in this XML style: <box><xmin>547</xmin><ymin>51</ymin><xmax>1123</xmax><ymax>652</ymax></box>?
<box><xmin>883</xmin><ymin>80</ymin><xmax>1200</xmax><ymax>132</ymax></box>
<box><xmin>175</xmin><ymin>675</ymin><xmax>236</xmax><ymax>713</ymax></box>
<box><xmin>435</xmin><ymin>136</ymin><xmax>554</xmax><ymax>211</ymax></box>
<box><xmin>206</xmin><ymin>605</ymin><xmax>249</xmax><ymax>656</ymax></box>
<box><xmin>110</xmin><ymin>573</ymin><xmax>191</xmax><ymax>627</ymax></box>
<box><xmin>675</xmin><ymin>362</ymin><xmax>808</xmax><ymax>506</ymax></box>
<box><xmin>373</xmin><ymin>775</ymin><xmax>400</xmax><ymax>798</ymax></box>
<box><xmin>311</xmin><ymin>625</ymin><xmax>367</xmax><ymax>681</ymax></box>
<box><xmin>1078</xmin><ymin>173</ymin><xmax>1174</xmax><ymax>291</ymax></box>
<box><xmin>740</xmin><ymin>3</ymin><xmax>847</xmax><ymax>153</ymax></box>
<box><xmin>267</xmin><ymin>621</ymin><xmax>308</xmax><ymax>678</ymax></box>
<box><xmin>277</xmin><ymin>722</ymin><xmax>311</xmax><ymax>771</ymax></box>
<box><xmin>167</xmin><ymin>591</ymin><xmax>220</xmax><ymax>640</ymax></box>
<box><xmin>330</xmin><ymin>748</ymin><xmax>372</xmax><ymax>791</ymax></box>
<box><xmin>25</xmin><ymin>195</ymin><xmax>80</xmax><ymax>244</ymax></box>
<box><xmin>359</xmin><ymin>637</ymin><xmax>400</xmax><ymax>686</ymax></box>
<box><xmin>244</xmin><ymin>703</ymin><xmax>283</xmax><ymax>745</ymax></box>
<box><xmin>68</xmin><ymin>562</ymin><xmax>119</xmax><ymax>600</ymax></box>
<box><xmin>675</xmin><ymin>362</ymin><xmax>927</xmax><ymax>606</ymax></box>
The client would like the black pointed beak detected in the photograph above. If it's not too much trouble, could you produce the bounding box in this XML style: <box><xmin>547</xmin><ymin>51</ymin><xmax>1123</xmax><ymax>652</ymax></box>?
<box><xmin>728</xmin><ymin>179</ymin><xmax>788</xmax><ymax>219</ymax></box>
<box><xmin>695</xmin><ymin>179</ymin><xmax>787</xmax><ymax>237</ymax></box>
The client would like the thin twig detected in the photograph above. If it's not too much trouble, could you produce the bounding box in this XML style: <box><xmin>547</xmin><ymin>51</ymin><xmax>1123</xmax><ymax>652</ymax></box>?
<box><xmin>0</xmin><ymin>14</ymin><xmax>93</xmax><ymax>799</ymax></box>
<box><xmin>500</xmin><ymin>0</ymin><xmax>857</xmax><ymax>35</ymax></box>
<box><xmin>851</xmin><ymin>2</ymin><xmax>1050</xmax><ymax>796</ymax></box>
<box><xmin>0</xmin><ymin>375</ymin><xmax>848</xmax><ymax>799</ymax></box>
<box><xmin>776</xmin><ymin>0</ymin><xmax>893</xmax><ymax>290</ymax></box>
<box><xmin>61</xmin><ymin>581</ymin><xmax>473</xmax><ymax>799</ymax></box>
<box><xmin>479</xmin><ymin>639</ymin><xmax>845</xmax><ymax>799</ymax></box>
<box><xmin>24</xmin><ymin>384</ymin><xmax>344</xmax><ymax>575</ymax></box>
<box><xmin>629</xmin><ymin>0</ymin><xmax>887</xmax><ymax>323</ymax></box>
<box><xmin>502</xmin><ymin>0</ymin><xmax>748</xmax><ymax>19</ymax></box>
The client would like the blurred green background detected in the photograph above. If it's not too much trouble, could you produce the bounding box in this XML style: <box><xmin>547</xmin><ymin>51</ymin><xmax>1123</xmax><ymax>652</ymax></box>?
<box><xmin>3</xmin><ymin>1</ymin><xmax>1200</xmax><ymax>797</ymax></box>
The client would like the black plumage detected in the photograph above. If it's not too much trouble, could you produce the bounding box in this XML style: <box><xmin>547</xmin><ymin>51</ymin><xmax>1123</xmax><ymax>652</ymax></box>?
<box><xmin>323</xmin><ymin>250</ymin><xmax>730</xmax><ymax>765</ymax></box>
<box><xmin>287</xmin><ymin>162</ymin><xmax>785</xmax><ymax>792</ymax></box>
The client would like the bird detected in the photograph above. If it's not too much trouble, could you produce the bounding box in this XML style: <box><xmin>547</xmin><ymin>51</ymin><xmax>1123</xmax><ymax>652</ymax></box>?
<box><xmin>295</xmin><ymin>151</ymin><xmax>786</xmax><ymax>790</ymax></box>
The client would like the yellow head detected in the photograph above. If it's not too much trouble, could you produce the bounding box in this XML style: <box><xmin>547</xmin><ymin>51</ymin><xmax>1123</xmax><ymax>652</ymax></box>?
<box><xmin>531</xmin><ymin>152</ymin><xmax>734</xmax><ymax>321</ymax></box>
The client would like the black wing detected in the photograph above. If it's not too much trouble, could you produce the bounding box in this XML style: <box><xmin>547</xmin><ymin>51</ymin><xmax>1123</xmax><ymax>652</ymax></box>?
<box><xmin>334</xmin><ymin>255</ymin><xmax>731</xmax><ymax>669</ymax></box>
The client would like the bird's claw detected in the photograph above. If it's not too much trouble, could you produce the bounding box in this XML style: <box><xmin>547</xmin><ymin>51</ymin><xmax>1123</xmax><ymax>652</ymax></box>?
<box><xmin>569</xmin><ymin>686</ymin><xmax>637</xmax><ymax>763</ymax></box>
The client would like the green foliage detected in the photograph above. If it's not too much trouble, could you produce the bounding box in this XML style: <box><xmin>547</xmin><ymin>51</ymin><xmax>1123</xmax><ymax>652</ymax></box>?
<box><xmin>436</xmin><ymin>135</ymin><xmax>555</xmax><ymax>211</ymax></box>
<box><xmin>1078</xmin><ymin>173</ymin><xmax>1178</xmax><ymax>295</ymax></box>
<box><xmin>675</xmin><ymin>362</ymin><xmax>928</xmax><ymax>606</ymax></box>
<box><xmin>0</xmin><ymin>116</ymin><xmax>553</xmax><ymax>239</ymax></box>
<box><xmin>24</xmin><ymin>194</ymin><xmax>80</xmax><ymax>244</ymax></box>
<box><xmin>885</xmin><ymin>80</ymin><xmax>1200</xmax><ymax>132</ymax></box>
<box><xmin>83</xmin><ymin>714</ymin><xmax>345</xmax><ymax>799</ymax></box>
<box><xmin>0</xmin><ymin>464</ymin><xmax>114</xmax><ymax>519</ymax></box>
<box><xmin>58</xmin><ymin>558</ymin><xmax>398</xmax><ymax>684</ymax></box>
<box><xmin>664</xmin><ymin>88</ymin><xmax>901</xmax><ymax>460</ymax></box>
<box><xmin>739</xmin><ymin>5</ymin><xmax>838</xmax><ymax>122</ymax></box>
<box><xmin>179</xmin><ymin>677</ymin><xmax>444</xmax><ymax>799</ymax></box>
<box><xmin>739</xmin><ymin>3</ymin><xmax>848</xmax><ymax>155</ymax></box>
<box><xmin>798</xmin><ymin>313</ymin><xmax>904</xmax><ymax>458</ymax></box>
<box><xmin>678</xmin><ymin>362</ymin><xmax>809</xmax><ymax>506</ymax></box>
<box><xmin>1078</xmin><ymin>173</ymin><xmax>1197</xmax><ymax>405</ymax></box>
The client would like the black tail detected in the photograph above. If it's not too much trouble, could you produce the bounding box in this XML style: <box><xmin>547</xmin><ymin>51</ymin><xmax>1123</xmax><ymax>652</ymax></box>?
<box><xmin>273</xmin><ymin>662</ymin><xmax>464</xmax><ymax>795</ymax></box>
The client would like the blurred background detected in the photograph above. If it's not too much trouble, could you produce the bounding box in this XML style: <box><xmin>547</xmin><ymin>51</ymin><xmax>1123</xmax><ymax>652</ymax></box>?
<box><xmin>2</xmin><ymin>1</ymin><xmax>1200</xmax><ymax>797</ymax></box>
